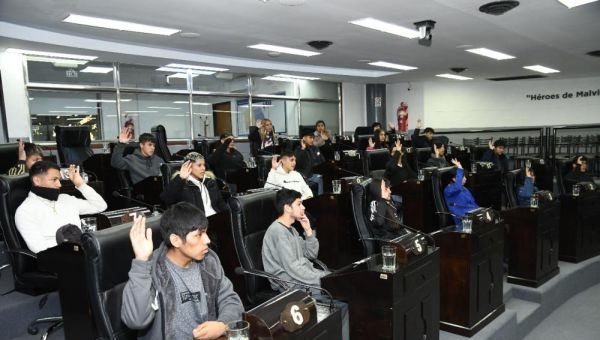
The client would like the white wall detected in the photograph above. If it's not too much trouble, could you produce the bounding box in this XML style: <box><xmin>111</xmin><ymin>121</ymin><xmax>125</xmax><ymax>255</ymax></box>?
<box><xmin>0</xmin><ymin>52</ymin><xmax>30</xmax><ymax>140</ymax></box>
<box><xmin>341</xmin><ymin>82</ymin><xmax>366</xmax><ymax>134</ymax></box>
<box><xmin>422</xmin><ymin>77</ymin><xmax>600</xmax><ymax>129</ymax></box>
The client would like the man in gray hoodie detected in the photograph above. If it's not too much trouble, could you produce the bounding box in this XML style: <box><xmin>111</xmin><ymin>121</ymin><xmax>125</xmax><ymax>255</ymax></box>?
<box><xmin>111</xmin><ymin>127</ymin><xmax>164</xmax><ymax>185</ymax></box>
<box><xmin>121</xmin><ymin>202</ymin><xmax>243</xmax><ymax>340</ymax></box>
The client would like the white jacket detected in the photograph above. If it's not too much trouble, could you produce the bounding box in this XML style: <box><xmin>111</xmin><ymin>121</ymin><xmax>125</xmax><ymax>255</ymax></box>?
<box><xmin>264</xmin><ymin>166</ymin><xmax>313</xmax><ymax>200</ymax></box>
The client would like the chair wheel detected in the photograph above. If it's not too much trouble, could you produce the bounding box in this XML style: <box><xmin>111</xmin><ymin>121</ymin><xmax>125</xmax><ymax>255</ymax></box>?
<box><xmin>27</xmin><ymin>326</ymin><xmax>39</xmax><ymax>335</ymax></box>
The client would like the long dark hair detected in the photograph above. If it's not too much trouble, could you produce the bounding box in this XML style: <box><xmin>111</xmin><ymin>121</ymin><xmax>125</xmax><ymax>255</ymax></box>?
<box><xmin>373</xmin><ymin>129</ymin><xmax>388</xmax><ymax>149</ymax></box>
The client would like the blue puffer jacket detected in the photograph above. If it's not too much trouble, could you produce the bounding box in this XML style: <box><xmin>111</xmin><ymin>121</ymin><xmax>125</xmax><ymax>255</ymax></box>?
<box><xmin>443</xmin><ymin>168</ymin><xmax>479</xmax><ymax>225</ymax></box>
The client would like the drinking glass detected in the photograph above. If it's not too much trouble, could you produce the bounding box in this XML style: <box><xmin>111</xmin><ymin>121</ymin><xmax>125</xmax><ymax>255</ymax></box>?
<box><xmin>417</xmin><ymin>169</ymin><xmax>425</xmax><ymax>181</ymax></box>
<box><xmin>226</xmin><ymin>320</ymin><xmax>250</xmax><ymax>340</ymax></box>
<box><xmin>81</xmin><ymin>217</ymin><xmax>97</xmax><ymax>233</ymax></box>
<box><xmin>530</xmin><ymin>194</ymin><xmax>539</xmax><ymax>208</ymax></box>
<box><xmin>572</xmin><ymin>184</ymin><xmax>580</xmax><ymax>197</ymax></box>
<box><xmin>332</xmin><ymin>180</ymin><xmax>342</xmax><ymax>194</ymax></box>
<box><xmin>462</xmin><ymin>215</ymin><xmax>473</xmax><ymax>233</ymax></box>
<box><xmin>381</xmin><ymin>245</ymin><xmax>396</xmax><ymax>272</ymax></box>
<box><xmin>471</xmin><ymin>162</ymin><xmax>477</xmax><ymax>174</ymax></box>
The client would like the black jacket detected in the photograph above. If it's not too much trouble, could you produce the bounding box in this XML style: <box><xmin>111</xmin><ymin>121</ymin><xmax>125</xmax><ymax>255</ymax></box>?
<box><xmin>368</xmin><ymin>198</ymin><xmax>406</xmax><ymax>239</ymax></box>
<box><xmin>411</xmin><ymin>128</ymin><xmax>433</xmax><ymax>149</ymax></box>
<box><xmin>160</xmin><ymin>176</ymin><xmax>228</xmax><ymax>213</ymax></box>
<box><xmin>425</xmin><ymin>155</ymin><xmax>450</xmax><ymax>168</ymax></box>
<box><xmin>207</xmin><ymin>143</ymin><xmax>244</xmax><ymax>179</ymax></box>
<box><xmin>384</xmin><ymin>153</ymin><xmax>417</xmax><ymax>187</ymax></box>
<box><xmin>295</xmin><ymin>145</ymin><xmax>324</xmax><ymax>178</ymax></box>
<box><xmin>482</xmin><ymin>150</ymin><xmax>509</xmax><ymax>173</ymax></box>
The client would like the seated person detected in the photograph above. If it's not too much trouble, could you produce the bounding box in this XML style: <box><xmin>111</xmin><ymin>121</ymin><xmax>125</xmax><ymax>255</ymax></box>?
<box><xmin>482</xmin><ymin>139</ymin><xmax>509</xmax><ymax>173</ymax></box>
<box><xmin>411</xmin><ymin>119</ymin><xmax>434</xmax><ymax>148</ymax></box>
<box><xmin>368</xmin><ymin>178</ymin><xmax>407</xmax><ymax>239</ymax></box>
<box><xmin>565</xmin><ymin>155</ymin><xmax>595</xmax><ymax>190</ymax></box>
<box><xmin>207</xmin><ymin>132</ymin><xmax>244</xmax><ymax>179</ymax></box>
<box><xmin>160</xmin><ymin>152</ymin><xmax>228</xmax><ymax>216</ymax></box>
<box><xmin>265</xmin><ymin>151</ymin><xmax>313</xmax><ymax>200</ymax></box>
<box><xmin>295</xmin><ymin>128</ymin><xmax>325</xmax><ymax>195</ymax></box>
<box><xmin>444</xmin><ymin>159</ymin><xmax>480</xmax><ymax>225</ymax></box>
<box><xmin>366</xmin><ymin>128</ymin><xmax>390</xmax><ymax>151</ymax></box>
<box><xmin>111</xmin><ymin>127</ymin><xmax>164</xmax><ymax>184</ymax></box>
<box><xmin>15</xmin><ymin>161</ymin><xmax>107</xmax><ymax>253</ymax></box>
<box><xmin>426</xmin><ymin>143</ymin><xmax>450</xmax><ymax>168</ymax></box>
<box><xmin>121</xmin><ymin>202</ymin><xmax>243</xmax><ymax>340</ymax></box>
<box><xmin>248</xmin><ymin>118</ymin><xmax>276</xmax><ymax>156</ymax></box>
<box><xmin>314</xmin><ymin>120</ymin><xmax>333</xmax><ymax>148</ymax></box>
<box><xmin>384</xmin><ymin>140</ymin><xmax>416</xmax><ymax>187</ymax></box>
<box><xmin>6</xmin><ymin>140</ymin><xmax>44</xmax><ymax>176</ymax></box>
<box><xmin>517</xmin><ymin>167</ymin><xmax>538</xmax><ymax>207</ymax></box>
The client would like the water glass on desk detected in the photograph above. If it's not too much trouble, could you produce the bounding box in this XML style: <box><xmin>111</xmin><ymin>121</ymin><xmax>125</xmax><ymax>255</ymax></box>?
<box><xmin>530</xmin><ymin>194</ymin><xmax>539</xmax><ymax>208</ymax></box>
<box><xmin>462</xmin><ymin>215</ymin><xmax>473</xmax><ymax>233</ymax></box>
<box><xmin>81</xmin><ymin>217</ymin><xmax>97</xmax><ymax>233</ymax></box>
<box><xmin>417</xmin><ymin>169</ymin><xmax>425</xmax><ymax>181</ymax></box>
<box><xmin>381</xmin><ymin>245</ymin><xmax>396</xmax><ymax>272</ymax></box>
<box><xmin>332</xmin><ymin>179</ymin><xmax>342</xmax><ymax>194</ymax></box>
<box><xmin>572</xmin><ymin>184</ymin><xmax>580</xmax><ymax>197</ymax></box>
<box><xmin>226</xmin><ymin>320</ymin><xmax>249</xmax><ymax>340</ymax></box>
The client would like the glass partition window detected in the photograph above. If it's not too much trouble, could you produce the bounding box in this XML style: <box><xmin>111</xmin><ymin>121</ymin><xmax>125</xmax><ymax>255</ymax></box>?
<box><xmin>299</xmin><ymin>80</ymin><xmax>339</xmax><ymax>100</ymax></box>
<box><xmin>27</xmin><ymin>59</ymin><xmax>114</xmax><ymax>87</ymax></box>
<box><xmin>28</xmin><ymin>90</ymin><xmax>116</xmax><ymax>141</ymax></box>
<box><xmin>235</xmin><ymin>99</ymin><xmax>299</xmax><ymax>136</ymax></box>
<box><xmin>251</xmin><ymin>76</ymin><xmax>298</xmax><ymax>97</ymax></box>
<box><xmin>120</xmin><ymin>93</ymin><xmax>191</xmax><ymax>139</ymax></box>
<box><xmin>191</xmin><ymin>96</ymin><xmax>242</xmax><ymax>138</ymax></box>
<box><xmin>300</xmin><ymin>101</ymin><xmax>340</xmax><ymax>135</ymax></box>
<box><xmin>193</xmin><ymin>73</ymin><xmax>248</xmax><ymax>93</ymax></box>
<box><xmin>119</xmin><ymin>64</ymin><xmax>188</xmax><ymax>91</ymax></box>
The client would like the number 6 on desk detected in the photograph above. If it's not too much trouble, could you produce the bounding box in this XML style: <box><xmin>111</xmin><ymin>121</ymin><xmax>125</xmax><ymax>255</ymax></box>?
<box><xmin>280</xmin><ymin>301</ymin><xmax>310</xmax><ymax>332</ymax></box>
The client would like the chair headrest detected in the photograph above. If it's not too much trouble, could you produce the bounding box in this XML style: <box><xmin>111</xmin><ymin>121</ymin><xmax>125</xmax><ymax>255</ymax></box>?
<box><xmin>54</xmin><ymin>126</ymin><xmax>92</xmax><ymax>147</ymax></box>
<box><xmin>230</xmin><ymin>191</ymin><xmax>277</xmax><ymax>236</ymax></box>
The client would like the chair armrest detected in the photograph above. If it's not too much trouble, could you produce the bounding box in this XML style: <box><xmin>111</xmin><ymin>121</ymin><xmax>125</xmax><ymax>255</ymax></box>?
<box><xmin>7</xmin><ymin>248</ymin><xmax>37</xmax><ymax>260</ymax></box>
<box><xmin>311</xmin><ymin>258</ymin><xmax>329</xmax><ymax>272</ymax></box>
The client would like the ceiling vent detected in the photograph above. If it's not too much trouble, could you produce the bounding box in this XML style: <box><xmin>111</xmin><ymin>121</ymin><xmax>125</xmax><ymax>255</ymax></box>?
<box><xmin>487</xmin><ymin>75</ymin><xmax>546</xmax><ymax>81</ymax></box>
<box><xmin>586</xmin><ymin>50</ymin><xmax>600</xmax><ymax>57</ymax></box>
<box><xmin>450</xmin><ymin>67</ymin><xmax>468</xmax><ymax>73</ymax></box>
<box><xmin>479</xmin><ymin>1</ymin><xmax>520</xmax><ymax>15</ymax></box>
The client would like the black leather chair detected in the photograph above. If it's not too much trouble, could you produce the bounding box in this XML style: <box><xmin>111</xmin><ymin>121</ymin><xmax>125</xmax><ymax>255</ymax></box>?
<box><xmin>471</xmin><ymin>145</ymin><xmax>490</xmax><ymax>162</ymax></box>
<box><xmin>81</xmin><ymin>216</ymin><xmax>163</xmax><ymax>340</ymax></box>
<box><xmin>362</xmin><ymin>149</ymin><xmax>391</xmax><ymax>177</ymax></box>
<box><xmin>503</xmin><ymin>169</ymin><xmax>522</xmax><ymax>208</ymax></box>
<box><xmin>0</xmin><ymin>174</ymin><xmax>63</xmax><ymax>336</ymax></box>
<box><xmin>229</xmin><ymin>190</ymin><xmax>279</xmax><ymax>306</ymax></box>
<box><xmin>151</xmin><ymin>125</ymin><xmax>172</xmax><ymax>162</ymax></box>
<box><xmin>54</xmin><ymin>125</ymin><xmax>94</xmax><ymax>166</ymax></box>
<box><xmin>349</xmin><ymin>178</ymin><xmax>377</xmax><ymax>257</ymax></box>
<box><xmin>256</xmin><ymin>155</ymin><xmax>275</xmax><ymax>186</ymax></box>
<box><xmin>159</xmin><ymin>161</ymin><xmax>184</xmax><ymax>192</ymax></box>
<box><xmin>431</xmin><ymin>167</ymin><xmax>458</xmax><ymax>228</ymax></box>
<box><xmin>0</xmin><ymin>143</ymin><xmax>19</xmax><ymax>174</ymax></box>
<box><xmin>414</xmin><ymin>147</ymin><xmax>432</xmax><ymax>170</ymax></box>
<box><xmin>555</xmin><ymin>159</ymin><xmax>574</xmax><ymax>195</ymax></box>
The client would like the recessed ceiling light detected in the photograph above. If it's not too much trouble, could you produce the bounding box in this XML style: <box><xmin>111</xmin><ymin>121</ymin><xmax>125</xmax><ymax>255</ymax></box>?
<box><xmin>272</xmin><ymin>74</ymin><xmax>320</xmax><ymax>80</ymax></box>
<box><xmin>6</xmin><ymin>48</ymin><xmax>97</xmax><ymax>60</ymax></box>
<box><xmin>263</xmin><ymin>76</ymin><xmax>299</xmax><ymax>82</ymax></box>
<box><xmin>248</xmin><ymin>44</ymin><xmax>321</xmax><ymax>57</ymax></box>
<box><xmin>436</xmin><ymin>73</ymin><xmax>473</xmax><ymax>80</ymax></box>
<box><xmin>466</xmin><ymin>48</ymin><xmax>515</xmax><ymax>60</ymax></box>
<box><xmin>80</xmin><ymin>66</ymin><xmax>113</xmax><ymax>74</ymax></box>
<box><xmin>349</xmin><ymin>17</ymin><xmax>420</xmax><ymax>39</ymax></box>
<box><xmin>156</xmin><ymin>67</ymin><xmax>215</xmax><ymax>75</ymax></box>
<box><xmin>557</xmin><ymin>0</ymin><xmax>598</xmax><ymax>8</ymax></box>
<box><xmin>165</xmin><ymin>63</ymin><xmax>229</xmax><ymax>72</ymax></box>
<box><xmin>63</xmin><ymin>14</ymin><xmax>180</xmax><ymax>36</ymax></box>
<box><xmin>523</xmin><ymin>65</ymin><xmax>560</xmax><ymax>74</ymax></box>
<box><xmin>369</xmin><ymin>61</ymin><xmax>418</xmax><ymax>71</ymax></box>
<box><xmin>167</xmin><ymin>73</ymin><xmax>199</xmax><ymax>79</ymax></box>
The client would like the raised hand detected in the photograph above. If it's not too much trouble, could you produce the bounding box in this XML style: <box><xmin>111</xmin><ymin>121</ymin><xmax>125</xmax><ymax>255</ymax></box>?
<box><xmin>119</xmin><ymin>127</ymin><xmax>132</xmax><ymax>143</ymax></box>
<box><xmin>68</xmin><ymin>164</ymin><xmax>84</xmax><ymax>187</ymax></box>
<box><xmin>451</xmin><ymin>158</ymin><xmax>462</xmax><ymax>168</ymax></box>
<box><xmin>179</xmin><ymin>161</ymin><xmax>193</xmax><ymax>180</ymax></box>
<box><xmin>393</xmin><ymin>140</ymin><xmax>402</xmax><ymax>153</ymax></box>
<box><xmin>433</xmin><ymin>143</ymin><xmax>439</xmax><ymax>157</ymax></box>
<box><xmin>576</xmin><ymin>156</ymin><xmax>583</xmax><ymax>165</ymax></box>
<box><xmin>368</xmin><ymin>137</ymin><xmax>375</xmax><ymax>149</ymax></box>
<box><xmin>488</xmin><ymin>139</ymin><xmax>494</xmax><ymax>150</ymax></box>
<box><xmin>300</xmin><ymin>139</ymin><xmax>306</xmax><ymax>150</ymax></box>
<box><xmin>129</xmin><ymin>215</ymin><xmax>153</xmax><ymax>262</ymax></box>
<box><xmin>18</xmin><ymin>139</ymin><xmax>26</xmax><ymax>161</ymax></box>
<box><xmin>388</xmin><ymin>122</ymin><xmax>396</xmax><ymax>130</ymax></box>
<box><xmin>271</xmin><ymin>155</ymin><xmax>280</xmax><ymax>170</ymax></box>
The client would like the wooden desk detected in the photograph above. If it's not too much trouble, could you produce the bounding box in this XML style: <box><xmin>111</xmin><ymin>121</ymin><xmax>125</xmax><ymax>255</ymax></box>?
<box><xmin>322</xmin><ymin>248</ymin><xmax>440</xmax><ymax>340</ymax></box>
<box><xmin>392</xmin><ymin>179</ymin><xmax>438</xmax><ymax>233</ymax></box>
<box><xmin>502</xmin><ymin>203</ymin><xmax>560</xmax><ymax>287</ymax></box>
<box><xmin>559</xmin><ymin>191</ymin><xmax>600</xmax><ymax>262</ymax></box>
<box><xmin>432</xmin><ymin>223</ymin><xmax>505</xmax><ymax>336</ymax></box>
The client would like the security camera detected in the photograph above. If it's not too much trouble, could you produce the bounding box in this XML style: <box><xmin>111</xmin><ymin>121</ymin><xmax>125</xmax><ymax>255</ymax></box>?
<box><xmin>414</xmin><ymin>20</ymin><xmax>436</xmax><ymax>47</ymax></box>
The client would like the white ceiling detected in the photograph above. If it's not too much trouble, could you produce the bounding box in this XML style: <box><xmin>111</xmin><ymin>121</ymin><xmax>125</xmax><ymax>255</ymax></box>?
<box><xmin>0</xmin><ymin>0</ymin><xmax>599</xmax><ymax>83</ymax></box>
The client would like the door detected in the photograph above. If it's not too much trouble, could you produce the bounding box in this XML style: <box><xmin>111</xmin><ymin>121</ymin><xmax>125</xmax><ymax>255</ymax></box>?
<box><xmin>213</xmin><ymin>102</ymin><xmax>232</xmax><ymax>136</ymax></box>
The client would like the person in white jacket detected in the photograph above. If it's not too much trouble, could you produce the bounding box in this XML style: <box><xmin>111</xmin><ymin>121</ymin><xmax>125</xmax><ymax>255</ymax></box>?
<box><xmin>15</xmin><ymin>161</ymin><xmax>107</xmax><ymax>253</ymax></box>
<box><xmin>264</xmin><ymin>150</ymin><xmax>313</xmax><ymax>200</ymax></box>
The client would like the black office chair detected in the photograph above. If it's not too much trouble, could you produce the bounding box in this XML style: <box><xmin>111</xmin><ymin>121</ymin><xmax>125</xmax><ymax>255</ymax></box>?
<box><xmin>81</xmin><ymin>216</ymin><xmax>163</xmax><ymax>340</ymax></box>
<box><xmin>54</xmin><ymin>125</ymin><xmax>94</xmax><ymax>166</ymax></box>
<box><xmin>150</xmin><ymin>125</ymin><xmax>172</xmax><ymax>162</ymax></box>
<box><xmin>503</xmin><ymin>169</ymin><xmax>522</xmax><ymax>209</ymax></box>
<box><xmin>431</xmin><ymin>167</ymin><xmax>458</xmax><ymax>229</ymax></box>
<box><xmin>256</xmin><ymin>155</ymin><xmax>275</xmax><ymax>186</ymax></box>
<box><xmin>555</xmin><ymin>159</ymin><xmax>573</xmax><ymax>196</ymax></box>
<box><xmin>159</xmin><ymin>162</ymin><xmax>184</xmax><ymax>192</ymax></box>
<box><xmin>0</xmin><ymin>143</ymin><xmax>19</xmax><ymax>174</ymax></box>
<box><xmin>349</xmin><ymin>178</ymin><xmax>377</xmax><ymax>257</ymax></box>
<box><xmin>229</xmin><ymin>190</ymin><xmax>279</xmax><ymax>307</ymax></box>
<box><xmin>414</xmin><ymin>147</ymin><xmax>432</xmax><ymax>170</ymax></box>
<box><xmin>0</xmin><ymin>174</ymin><xmax>63</xmax><ymax>337</ymax></box>
<box><xmin>362</xmin><ymin>149</ymin><xmax>391</xmax><ymax>177</ymax></box>
<box><xmin>110</xmin><ymin>142</ymin><xmax>138</xmax><ymax>199</ymax></box>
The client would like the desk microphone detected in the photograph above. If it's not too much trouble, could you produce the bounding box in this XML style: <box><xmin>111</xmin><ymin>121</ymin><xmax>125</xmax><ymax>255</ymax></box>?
<box><xmin>111</xmin><ymin>191</ymin><xmax>163</xmax><ymax>214</ymax></box>
<box><xmin>373</xmin><ymin>211</ymin><xmax>436</xmax><ymax>249</ymax></box>
<box><xmin>332</xmin><ymin>165</ymin><xmax>365</xmax><ymax>179</ymax></box>
<box><xmin>234</xmin><ymin>267</ymin><xmax>335</xmax><ymax>313</ymax></box>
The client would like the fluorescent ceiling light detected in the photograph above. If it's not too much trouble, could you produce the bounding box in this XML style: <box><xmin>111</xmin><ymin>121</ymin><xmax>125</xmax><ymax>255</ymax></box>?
<box><xmin>63</xmin><ymin>14</ymin><xmax>180</xmax><ymax>36</ymax></box>
<box><xmin>248</xmin><ymin>44</ymin><xmax>321</xmax><ymax>57</ymax></box>
<box><xmin>349</xmin><ymin>17</ymin><xmax>420</xmax><ymax>39</ymax></box>
<box><xmin>262</xmin><ymin>76</ymin><xmax>300</xmax><ymax>82</ymax></box>
<box><xmin>173</xmin><ymin>101</ymin><xmax>211</xmax><ymax>105</ymax></box>
<box><xmin>523</xmin><ymin>65</ymin><xmax>560</xmax><ymax>74</ymax></box>
<box><xmin>84</xmin><ymin>99</ymin><xmax>131</xmax><ymax>103</ymax></box>
<box><xmin>5</xmin><ymin>48</ymin><xmax>97</xmax><ymax>60</ymax></box>
<box><xmin>466</xmin><ymin>48</ymin><xmax>515</xmax><ymax>60</ymax></box>
<box><xmin>25</xmin><ymin>56</ymin><xmax>89</xmax><ymax>66</ymax></box>
<box><xmin>272</xmin><ymin>74</ymin><xmax>320</xmax><ymax>80</ymax></box>
<box><xmin>165</xmin><ymin>63</ymin><xmax>229</xmax><ymax>72</ymax></box>
<box><xmin>156</xmin><ymin>67</ymin><xmax>214</xmax><ymax>75</ymax></box>
<box><xmin>557</xmin><ymin>0</ymin><xmax>598</xmax><ymax>8</ymax></box>
<box><xmin>147</xmin><ymin>106</ymin><xmax>181</xmax><ymax>110</ymax></box>
<box><xmin>368</xmin><ymin>61</ymin><xmax>418</xmax><ymax>71</ymax></box>
<box><xmin>167</xmin><ymin>73</ymin><xmax>200</xmax><ymax>79</ymax></box>
<box><xmin>436</xmin><ymin>74</ymin><xmax>473</xmax><ymax>80</ymax></box>
<box><xmin>80</xmin><ymin>66</ymin><xmax>113</xmax><ymax>74</ymax></box>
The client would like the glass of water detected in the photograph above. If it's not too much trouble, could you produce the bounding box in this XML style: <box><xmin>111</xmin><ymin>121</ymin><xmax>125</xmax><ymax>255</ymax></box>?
<box><xmin>572</xmin><ymin>184</ymin><xmax>580</xmax><ymax>197</ymax></box>
<box><xmin>332</xmin><ymin>180</ymin><xmax>342</xmax><ymax>194</ymax></box>
<box><xmin>530</xmin><ymin>194</ymin><xmax>539</xmax><ymax>208</ymax></box>
<box><xmin>381</xmin><ymin>245</ymin><xmax>396</xmax><ymax>272</ymax></box>
<box><xmin>471</xmin><ymin>162</ymin><xmax>477</xmax><ymax>174</ymax></box>
<box><xmin>417</xmin><ymin>169</ymin><xmax>425</xmax><ymax>181</ymax></box>
<box><xmin>462</xmin><ymin>215</ymin><xmax>473</xmax><ymax>233</ymax></box>
<box><xmin>81</xmin><ymin>217</ymin><xmax>97</xmax><ymax>233</ymax></box>
<box><xmin>334</xmin><ymin>150</ymin><xmax>341</xmax><ymax>161</ymax></box>
<box><xmin>226</xmin><ymin>320</ymin><xmax>249</xmax><ymax>340</ymax></box>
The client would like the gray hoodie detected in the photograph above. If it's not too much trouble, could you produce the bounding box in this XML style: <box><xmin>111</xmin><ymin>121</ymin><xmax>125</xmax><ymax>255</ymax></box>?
<box><xmin>121</xmin><ymin>244</ymin><xmax>243</xmax><ymax>340</ymax></box>
<box><xmin>111</xmin><ymin>143</ymin><xmax>164</xmax><ymax>185</ymax></box>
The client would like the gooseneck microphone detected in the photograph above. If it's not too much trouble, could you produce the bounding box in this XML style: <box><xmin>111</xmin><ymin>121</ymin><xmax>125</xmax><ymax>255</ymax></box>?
<box><xmin>234</xmin><ymin>267</ymin><xmax>335</xmax><ymax>313</ymax></box>
<box><xmin>372</xmin><ymin>210</ymin><xmax>436</xmax><ymax>249</ymax></box>
<box><xmin>112</xmin><ymin>191</ymin><xmax>163</xmax><ymax>213</ymax></box>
